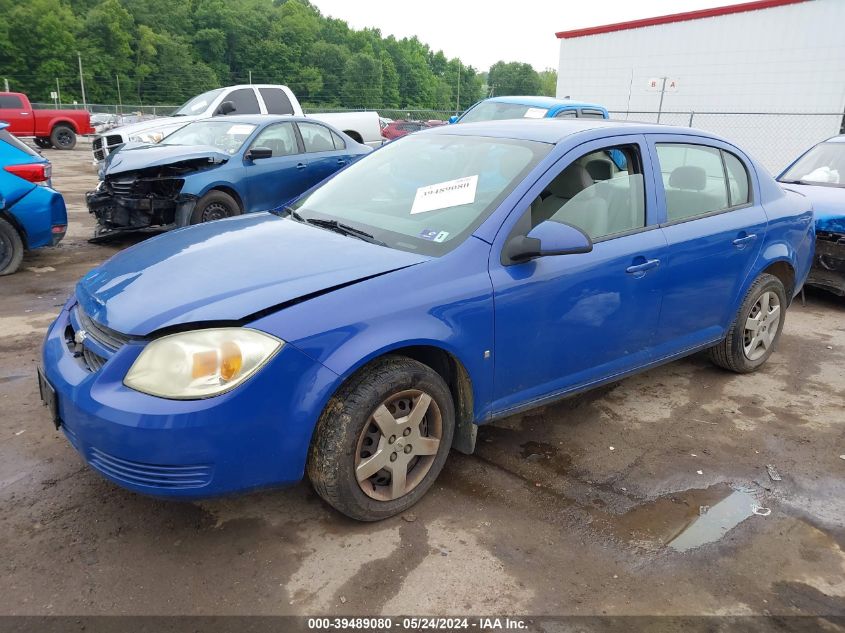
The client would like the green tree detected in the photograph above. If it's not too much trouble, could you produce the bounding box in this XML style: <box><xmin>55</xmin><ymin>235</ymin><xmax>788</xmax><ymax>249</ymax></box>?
<box><xmin>488</xmin><ymin>61</ymin><xmax>541</xmax><ymax>97</ymax></box>
<box><xmin>538</xmin><ymin>69</ymin><xmax>557</xmax><ymax>97</ymax></box>
<box><xmin>342</xmin><ymin>52</ymin><xmax>382</xmax><ymax>109</ymax></box>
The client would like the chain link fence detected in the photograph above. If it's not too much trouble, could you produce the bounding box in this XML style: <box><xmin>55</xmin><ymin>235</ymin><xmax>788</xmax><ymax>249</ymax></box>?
<box><xmin>610</xmin><ymin>111</ymin><xmax>845</xmax><ymax>174</ymax></box>
<box><xmin>31</xmin><ymin>101</ymin><xmax>844</xmax><ymax>173</ymax></box>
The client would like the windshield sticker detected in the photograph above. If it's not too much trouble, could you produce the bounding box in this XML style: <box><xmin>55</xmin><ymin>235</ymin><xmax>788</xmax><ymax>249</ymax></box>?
<box><xmin>523</xmin><ymin>107</ymin><xmax>546</xmax><ymax>119</ymax></box>
<box><xmin>227</xmin><ymin>124</ymin><xmax>254</xmax><ymax>136</ymax></box>
<box><xmin>433</xmin><ymin>231</ymin><xmax>449</xmax><ymax>243</ymax></box>
<box><xmin>419</xmin><ymin>229</ymin><xmax>450</xmax><ymax>242</ymax></box>
<box><xmin>411</xmin><ymin>175</ymin><xmax>478</xmax><ymax>214</ymax></box>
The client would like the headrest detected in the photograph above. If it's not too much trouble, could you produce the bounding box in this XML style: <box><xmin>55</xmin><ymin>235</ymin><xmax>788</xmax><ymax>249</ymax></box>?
<box><xmin>669</xmin><ymin>165</ymin><xmax>707</xmax><ymax>191</ymax></box>
<box><xmin>549</xmin><ymin>163</ymin><xmax>594</xmax><ymax>199</ymax></box>
<box><xmin>585</xmin><ymin>159</ymin><xmax>612</xmax><ymax>181</ymax></box>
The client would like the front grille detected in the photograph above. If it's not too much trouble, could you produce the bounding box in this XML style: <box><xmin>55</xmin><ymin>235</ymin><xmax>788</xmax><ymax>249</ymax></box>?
<box><xmin>107</xmin><ymin>177</ymin><xmax>136</xmax><ymax>197</ymax></box>
<box><xmin>92</xmin><ymin>136</ymin><xmax>105</xmax><ymax>161</ymax></box>
<box><xmin>75</xmin><ymin>306</ymin><xmax>131</xmax><ymax>352</ymax></box>
<box><xmin>81</xmin><ymin>347</ymin><xmax>106</xmax><ymax>372</ymax></box>
<box><xmin>88</xmin><ymin>447</ymin><xmax>212</xmax><ymax>489</ymax></box>
<box><xmin>106</xmin><ymin>134</ymin><xmax>123</xmax><ymax>149</ymax></box>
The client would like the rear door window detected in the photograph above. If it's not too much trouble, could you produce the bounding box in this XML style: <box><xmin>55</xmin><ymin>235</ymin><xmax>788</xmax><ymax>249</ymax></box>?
<box><xmin>554</xmin><ymin>109</ymin><xmax>577</xmax><ymax>119</ymax></box>
<box><xmin>224</xmin><ymin>88</ymin><xmax>261</xmax><ymax>115</ymax></box>
<box><xmin>656</xmin><ymin>143</ymin><xmax>731</xmax><ymax>222</ymax></box>
<box><xmin>579</xmin><ymin>108</ymin><xmax>607</xmax><ymax>119</ymax></box>
<box><xmin>298</xmin><ymin>122</ymin><xmax>337</xmax><ymax>153</ymax></box>
<box><xmin>259</xmin><ymin>88</ymin><xmax>295</xmax><ymax>115</ymax></box>
<box><xmin>0</xmin><ymin>95</ymin><xmax>23</xmax><ymax>109</ymax></box>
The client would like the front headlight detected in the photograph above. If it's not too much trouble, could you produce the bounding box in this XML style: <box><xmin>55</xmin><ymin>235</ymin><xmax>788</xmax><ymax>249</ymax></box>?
<box><xmin>129</xmin><ymin>129</ymin><xmax>167</xmax><ymax>144</ymax></box>
<box><xmin>124</xmin><ymin>328</ymin><xmax>283</xmax><ymax>399</ymax></box>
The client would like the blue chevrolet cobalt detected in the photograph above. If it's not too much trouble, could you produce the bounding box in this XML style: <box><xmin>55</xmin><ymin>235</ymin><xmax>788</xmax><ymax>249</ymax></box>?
<box><xmin>40</xmin><ymin>119</ymin><xmax>814</xmax><ymax>521</ymax></box>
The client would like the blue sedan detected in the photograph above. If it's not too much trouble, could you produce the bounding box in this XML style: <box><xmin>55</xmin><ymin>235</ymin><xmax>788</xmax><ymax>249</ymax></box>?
<box><xmin>42</xmin><ymin>119</ymin><xmax>813</xmax><ymax>521</ymax></box>
<box><xmin>0</xmin><ymin>122</ymin><xmax>67</xmax><ymax>274</ymax></box>
<box><xmin>86</xmin><ymin>115</ymin><xmax>370</xmax><ymax>236</ymax></box>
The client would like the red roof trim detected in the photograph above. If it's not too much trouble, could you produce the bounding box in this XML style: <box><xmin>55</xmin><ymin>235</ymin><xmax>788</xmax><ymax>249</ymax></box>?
<box><xmin>556</xmin><ymin>0</ymin><xmax>809</xmax><ymax>39</ymax></box>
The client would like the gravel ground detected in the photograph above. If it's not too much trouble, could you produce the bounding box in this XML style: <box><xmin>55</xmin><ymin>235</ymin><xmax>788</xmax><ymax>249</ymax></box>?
<box><xmin>0</xmin><ymin>146</ymin><xmax>843</xmax><ymax>619</ymax></box>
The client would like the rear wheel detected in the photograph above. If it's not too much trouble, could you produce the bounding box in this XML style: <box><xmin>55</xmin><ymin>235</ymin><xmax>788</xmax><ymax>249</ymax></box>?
<box><xmin>50</xmin><ymin>125</ymin><xmax>76</xmax><ymax>150</ymax></box>
<box><xmin>189</xmin><ymin>190</ymin><xmax>241</xmax><ymax>225</ymax></box>
<box><xmin>34</xmin><ymin>137</ymin><xmax>52</xmax><ymax>149</ymax></box>
<box><xmin>0</xmin><ymin>218</ymin><xmax>24</xmax><ymax>276</ymax></box>
<box><xmin>307</xmin><ymin>356</ymin><xmax>455</xmax><ymax>521</ymax></box>
<box><xmin>709</xmin><ymin>273</ymin><xmax>787</xmax><ymax>373</ymax></box>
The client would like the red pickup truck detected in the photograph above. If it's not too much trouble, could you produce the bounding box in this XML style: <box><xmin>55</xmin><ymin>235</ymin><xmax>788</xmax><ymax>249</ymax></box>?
<box><xmin>0</xmin><ymin>92</ymin><xmax>93</xmax><ymax>150</ymax></box>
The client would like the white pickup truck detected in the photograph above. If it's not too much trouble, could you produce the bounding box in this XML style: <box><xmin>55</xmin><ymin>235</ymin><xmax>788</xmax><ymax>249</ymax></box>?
<box><xmin>92</xmin><ymin>84</ymin><xmax>384</xmax><ymax>161</ymax></box>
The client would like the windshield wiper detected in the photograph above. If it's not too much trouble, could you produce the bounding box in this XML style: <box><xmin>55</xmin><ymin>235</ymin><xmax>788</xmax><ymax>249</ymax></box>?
<box><xmin>275</xmin><ymin>205</ymin><xmax>304</xmax><ymax>221</ymax></box>
<box><xmin>305</xmin><ymin>218</ymin><xmax>386</xmax><ymax>246</ymax></box>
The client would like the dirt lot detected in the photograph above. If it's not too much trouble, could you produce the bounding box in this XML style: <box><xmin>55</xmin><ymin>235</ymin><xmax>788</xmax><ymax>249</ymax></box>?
<box><xmin>1</xmin><ymin>145</ymin><xmax>844</xmax><ymax>620</ymax></box>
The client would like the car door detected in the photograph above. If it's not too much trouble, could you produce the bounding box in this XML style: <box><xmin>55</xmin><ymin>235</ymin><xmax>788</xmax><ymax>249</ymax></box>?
<box><xmin>646</xmin><ymin>135</ymin><xmax>767</xmax><ymax>351</ymax></box>
<box><xmin>242</xmin><ymin>122</ymin><xmax>306</xmax><ymax>211</ymax></box>
<box><xmin>489</xmin><ymin>135</ymin><xmax>668</xmax><ymax>415</ymax></box>
<box><xmin>295</xmin><ymin>121</ymin><xmax>350</xmax><ymax>185</ymax></box>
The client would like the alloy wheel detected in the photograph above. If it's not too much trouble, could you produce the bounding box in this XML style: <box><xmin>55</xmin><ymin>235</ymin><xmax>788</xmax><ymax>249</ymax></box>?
<box><xmin>354</xmin><ymin>389</ymin><xmax>442</xmax><ymax>501</ymax></box>
<box><xmin>743</xmin><ymin>290</ymin><xmax>781</xmax><ymax>361</ymax></box>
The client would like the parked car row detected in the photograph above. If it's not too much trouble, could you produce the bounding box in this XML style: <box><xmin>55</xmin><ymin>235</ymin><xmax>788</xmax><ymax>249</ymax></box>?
<box><xmin>39</xmin><ymin>115</ymin><xmax>819</xmax><ymax>522</ymax></box>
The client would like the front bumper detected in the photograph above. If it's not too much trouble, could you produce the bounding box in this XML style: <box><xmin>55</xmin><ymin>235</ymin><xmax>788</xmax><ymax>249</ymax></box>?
<box><xmin>86</xmin><ymin>189</ymin><xmax>197</xmax><ymax>232</ymax></box>
<box><xmin>41</xmin><ymin>301</ymin><xmax>339</xmax><ymax>499</ymax></box>
<box><xmin>807</xmin><ymin>232</ymin><xmax>845</xmax><ymax>296</ymax></box>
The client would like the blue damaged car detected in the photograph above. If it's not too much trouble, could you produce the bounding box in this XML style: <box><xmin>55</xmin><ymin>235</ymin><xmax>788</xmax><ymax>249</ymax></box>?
<box><xmin>41</xmin><ymin>119</ymin><xmax>814</xmax><ymax>521</ymax></box>
<box><xmin>778</xmin><ymin>135</ymin><xmax>845</xmax><ymax>296</ymax></box>
<box><xmin>86</xmin><ymin>115</ymin><xmax>370</xmax><ymax>238</ymax></box>
<box><xmin>0</xmin><ymin>122</ymin><xmax>67</xmax><ymax>275</ymax></box>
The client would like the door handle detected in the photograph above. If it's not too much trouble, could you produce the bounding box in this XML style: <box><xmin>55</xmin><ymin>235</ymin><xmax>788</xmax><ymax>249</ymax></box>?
<box><xmin>732</xmin><ymin>233</ymin><xmax>757</xmax><ymax>248</ymax></box>
<box><xmin>337</xmin><ymin>159</ymin><xmax>346</xmax><ymax>165</ymax></box>
<box><xmin>296</xmin><ymin>162</ymin><xmax>306</xmax><ymax>170</ymax></box>
<box><xmin>626</xmin><ymin>258</ymin><xmax>660</xmax><ymax>275</ymax></box>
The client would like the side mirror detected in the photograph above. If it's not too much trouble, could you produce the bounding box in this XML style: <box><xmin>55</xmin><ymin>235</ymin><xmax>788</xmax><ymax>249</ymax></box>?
<box><xmin>448</xmin><ymin>115</ymin><xmax>459</xmax><ymax>124</ymax></box>
<box><xmin>502</xmin><ymin>220</ymin><xmax>592</xmax><ymax>265</ymax></box>
<box><xmin>216</xmin><ymin>100</ymin><xmax>236</xmax><ymax>116</ymax></box>
<box><xmin>245</xmin><ymin>146</ymin><xmax>273</xmax><ymax>161</ymax></box>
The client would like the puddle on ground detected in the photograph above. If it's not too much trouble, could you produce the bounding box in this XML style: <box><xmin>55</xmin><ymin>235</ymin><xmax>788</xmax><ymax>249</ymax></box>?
<box><xmin>668</xmin><ymin>487</ymin><xmax>765</xmax><ymax>552</ymax></box>
<box><xmin>607</xmin><ymin>484</ymin><xmax>768</xmax><ymax>552</ymax></box>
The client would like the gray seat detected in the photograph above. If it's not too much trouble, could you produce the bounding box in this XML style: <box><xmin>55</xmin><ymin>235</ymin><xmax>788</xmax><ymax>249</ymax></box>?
<box><xmin>535</xmin><ymin>163</ymin><xmax>609</xmax><ymax>238</ymax></box>
<box><xmin>665</xmin><ymin>165</ymin><xmax>722</xmax><ymax>217</ymax></box>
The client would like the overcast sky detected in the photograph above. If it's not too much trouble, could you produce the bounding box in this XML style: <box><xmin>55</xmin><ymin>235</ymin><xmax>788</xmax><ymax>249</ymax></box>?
<box><xmin>311</xmin><ymin>0</ymin><xmax>745</xmax><ymax>72</ymax></box>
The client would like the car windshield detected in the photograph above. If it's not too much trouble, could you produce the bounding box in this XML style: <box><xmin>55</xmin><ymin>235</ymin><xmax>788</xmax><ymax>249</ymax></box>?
<box><xmin>290</xmin><ymin>133</ymin><xmax>551</xmax><ymax>256</ymax></box>
<box><xmin>160</xmin><ymin>120</ymin><xmax>257</xmax><ymax>154</ymax></box>
<box><xmin>780</xmin><ymin>142</ymin><xmax>845</xmax><ymax>187</ymax></box>
<box><xmin>459</xmin><ymin>101</ymin><xmax>549</xmax><ymax>123</ymax></box>
<box><xmin>173</xmin><ymin>89</ymin><xmax>225</xmax><ymax>116</ymax></box>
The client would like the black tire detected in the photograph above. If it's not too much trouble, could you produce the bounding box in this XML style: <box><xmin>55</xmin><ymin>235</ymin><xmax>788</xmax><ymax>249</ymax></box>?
<box><xmin>709</xmin><ymin>273</ymin><xmax>787</xmax><ymax>373</ymax></box>
<box><xmin>34</xmin><ymin>137</ymin><xmax>52</xmax><ymax>149</ymax></box>
<box><xmin>0</xmin><ymin>217</ymin><xmax>24</xmax><ymax>276</ymax></box>
<box><xmin>307</xmin><ymin>356</ymin><xmax>455</xmax><ymax>522</ymax></box>
<box><xmin>50</xmin><ymin>125</ymin><xmax>76</xmax><ymax>150</ymax></box>
<box><xmin>189</xmin><ymin>190</ymin><xmax>241</xmax><ymax>225</ymax></box>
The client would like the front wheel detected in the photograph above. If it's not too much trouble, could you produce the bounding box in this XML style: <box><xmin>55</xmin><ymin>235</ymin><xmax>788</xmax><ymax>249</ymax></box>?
<box><xmin>307</xmin><ymin>356</ymin><xmax>455</xmax><ymax>521</ymax></box>
<box><xmin>189</xmin><ymin>190</ymin><xmax>241</xmax><ymax>225</ymax></box>
<box><xmin>50</xmin><ymin>125</ymin><xmax>76</xmax><ymax>150</ymax></box>
<box><xmin>709</xmin><ymin>273</ymin><xmax>787</xmax><ymax>373</ymax></box>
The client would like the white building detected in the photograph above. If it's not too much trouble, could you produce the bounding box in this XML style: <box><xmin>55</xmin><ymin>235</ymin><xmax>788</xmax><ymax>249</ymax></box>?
<box><xmin>555</xmin><ymin>0</ymin><xmax>845</xmax><ymax>172</ymax></box>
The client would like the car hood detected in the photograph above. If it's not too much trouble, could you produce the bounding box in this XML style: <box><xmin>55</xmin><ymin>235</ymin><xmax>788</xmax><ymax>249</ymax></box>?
<box><xmin>102</xmin><ymin>143</ymin><xmax>231</xmax><ymax>177</ymax></box>
<box><xmin>780</xmin><ymin>182</ymin><xmax>845</xmax><ymax>233</ymax></box>
<box><xmin>75</xmin><ymin>213</ymin><xmax>429</xmax><ymax>336</ymax></box>
<box><xmin>108</xmin><ymin>115</ymin><xmax>199</xmax><ymax>138</ymax></box>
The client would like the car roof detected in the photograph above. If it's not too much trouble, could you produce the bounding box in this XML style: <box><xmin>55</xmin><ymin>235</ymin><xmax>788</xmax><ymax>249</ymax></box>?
<box><xmin>200</xmin><ymin>114</ymin><xmax>313</xmax><ymax>125</ymax></box>
<box><xmin>421</xmin><ymin>118</ymin><xmax>730</xmax><ymax>145</ymax></box>
<box><xmin>484</xmin><ymin>95</ymin><xmax>605</xmax><ymax>110</ymax></box>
